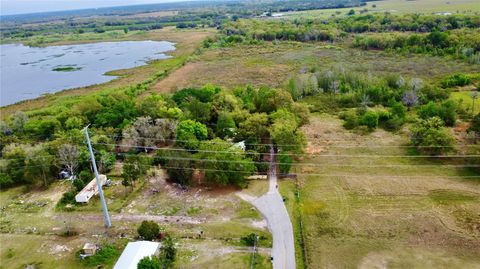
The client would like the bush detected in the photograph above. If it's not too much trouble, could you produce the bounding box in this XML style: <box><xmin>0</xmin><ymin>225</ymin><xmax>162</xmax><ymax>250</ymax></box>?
<box><xmin>241</xmin><ymin>233</ymin><xmax>257</xmax><ymax>246</ymax></box>
<box><xmin>341</xmin><ymin>110</ymin><xmax>358</xmax><ymax>129</ymax></box>
<box><xmin>359</xmin><ymin>110</ymin><xmax>379</xmax><ymax>130</ymax></box>
<box><xmin>58</xmin><ymin>190</ymin><xmax>77</xmax><ymax>206</ymax></box>
<box><xmin>137</xmin><ymin>256</ymin><xmax>161</xmax><ymax>269</ymax></box>
<box><xmin>410</xmin><ymin>117</ymin><xmax>454</xmax><ymax>155</ymax></box>
<box><xmin>384</xmin><ymin>117</ymin><xmax>405</xmax><ymax>131</ymax></box>
<box><xmin>82</xmin><ymin>245</ymin><xmax>119</xmax><ymax>267</ymax></box>
<box><xmin>137</xmin><ymin>221</ymin><xmax>160</xmax><ymax>241</ymax></box>
<box><xmin>278</xmin><ymin>154</ymin><xmax>293</xmax><ymax>174</ymax></box>
<box><xmin>442</xmin><ymin>74</ymin><xmax>471</xmax><ymax>88</ymax></box>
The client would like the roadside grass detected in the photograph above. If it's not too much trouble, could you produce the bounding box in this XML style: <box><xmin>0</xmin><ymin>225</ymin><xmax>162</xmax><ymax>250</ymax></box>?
<box><xmin>282</xmin><ymin>114</ymin><xmax>480</xmax><ymax>268</ymax></box>
<box><xmin>241</xmin><ymin>179</ymin><xmax>270</xmax><ymax>197</ymax></box>
<box><xmin>284</xmin><ymin>0</ymin><xmax>480</xmax><ymax>19</ymax></box>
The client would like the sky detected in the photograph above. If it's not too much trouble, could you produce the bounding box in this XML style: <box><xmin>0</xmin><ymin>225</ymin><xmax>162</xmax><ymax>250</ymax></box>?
<box><xmin>0</xmin><ymin>0</ymin><xmax>190</xmax><ymax>15</ymax></box>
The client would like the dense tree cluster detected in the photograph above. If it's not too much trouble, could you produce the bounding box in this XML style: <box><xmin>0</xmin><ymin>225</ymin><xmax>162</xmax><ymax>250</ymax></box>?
<box><xmin>1</xmin><ymin>83</ymin><xmax>308</xmax><ymax>190</ymax></box>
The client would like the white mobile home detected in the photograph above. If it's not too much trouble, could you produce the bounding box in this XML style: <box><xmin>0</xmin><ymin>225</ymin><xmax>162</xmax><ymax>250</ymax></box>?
<box><xmin>113</xmin><ymin>241</ymin><xmax>160</xmax><ymax>269</ymax></box>
<box><xmin>75</xmin><ymin>175</ymin><xmax>109</xmax><ymax>203</ymax></box>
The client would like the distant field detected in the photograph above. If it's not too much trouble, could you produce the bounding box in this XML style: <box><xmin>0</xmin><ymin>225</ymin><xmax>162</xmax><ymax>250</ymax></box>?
<box><xmin>280</xmin><ymin>114</ymin><xmax>480</xmax><ymax>269</ymax></box>
<box><xmin>149</xmin><ymin>42</ymin><xmax>480</xmax><ymax>94</ymax></box>
<box><xmin>283</xmin><ymin>0</ymin><xmax>480</xmax><ymax>19</ymax></box>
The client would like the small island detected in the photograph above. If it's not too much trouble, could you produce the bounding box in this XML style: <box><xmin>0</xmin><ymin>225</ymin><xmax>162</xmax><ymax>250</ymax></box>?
<box><xmin>52</xmin><ymin>65</ymin><xmax>82</xmax><ymax>72</ymax></box>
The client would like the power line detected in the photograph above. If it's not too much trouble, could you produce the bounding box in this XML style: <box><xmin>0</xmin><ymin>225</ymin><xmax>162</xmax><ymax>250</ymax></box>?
<box><xmin>112</xmin><ymin>152</ymin><xmax>480</xmax><ymax>168</ymax></box>
<box><xmin>111</xmin><ymin>163</ymin><xmax>480</xmax><ymax>180</ymax></box>
<box><xmin>91</xmin><ymin>142</ymin><xmax>480</xmax><ymax>158</ymax></box>
<box><xmin>99</xmin><ymin>134</ymin><xmax>480</xmax><ymax>148</ymax></box>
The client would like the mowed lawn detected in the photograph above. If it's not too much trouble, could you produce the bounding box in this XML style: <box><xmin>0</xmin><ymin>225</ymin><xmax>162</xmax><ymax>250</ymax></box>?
<box><xmin>280</xmin><ymin>114</ymin><xmax>480</xmax><ymax>269</ymax></box>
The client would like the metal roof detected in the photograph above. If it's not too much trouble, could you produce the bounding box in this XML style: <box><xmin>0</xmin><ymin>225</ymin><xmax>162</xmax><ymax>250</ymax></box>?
<box><xmin>113</xmin><ymin>241</ymin><xmax>160</xmax><ymax>269</ymax></box>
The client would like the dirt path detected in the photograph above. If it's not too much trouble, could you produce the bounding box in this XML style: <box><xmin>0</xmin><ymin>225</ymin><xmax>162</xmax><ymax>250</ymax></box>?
<box><xmin>73</xmin><ymin>213</ymin><xmax>206</xmax><ymax>224</ymax></box>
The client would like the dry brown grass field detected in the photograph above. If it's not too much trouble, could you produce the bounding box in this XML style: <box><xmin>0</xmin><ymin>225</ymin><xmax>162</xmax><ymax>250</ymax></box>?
<box><xmin>280</xmin><ymin>114</ymin><xmax>480</xmax><ymax>269</ymax></box>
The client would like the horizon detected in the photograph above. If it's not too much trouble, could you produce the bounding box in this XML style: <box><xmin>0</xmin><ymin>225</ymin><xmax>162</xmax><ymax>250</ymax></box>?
<box><xmin>0</xmin><ymin>0</ymin><xmax>203</xmax><ymax>16</ymax></box>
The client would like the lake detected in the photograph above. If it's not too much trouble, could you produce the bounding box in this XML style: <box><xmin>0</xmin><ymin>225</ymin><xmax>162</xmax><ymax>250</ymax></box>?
<box><xmin>0</xmin><ymin>40</ymin><xmax>175</xmax><ymax>106</ymax></box>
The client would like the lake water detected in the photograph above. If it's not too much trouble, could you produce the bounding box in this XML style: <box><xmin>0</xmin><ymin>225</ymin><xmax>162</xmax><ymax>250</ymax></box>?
<box><xmin>0</xmin><ymin>40</ymin><xmax>175</xmax><ymax>106</ymax></box>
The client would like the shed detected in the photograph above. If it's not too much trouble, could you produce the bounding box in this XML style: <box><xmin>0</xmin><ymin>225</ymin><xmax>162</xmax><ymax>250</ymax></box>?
<box><xmin>75</xmin><ymin>175</ymin><xmax>109</xmax><ymax>203</ymax></box>
<box><xmin>113</xmin><ymin>241</ymin><xmax>160</xmax><ymax>269</ymax></box>
<box><xmin>82</xmin><ymin>243</ymin><xmax>97</xmax><ymax>256</ymax></box>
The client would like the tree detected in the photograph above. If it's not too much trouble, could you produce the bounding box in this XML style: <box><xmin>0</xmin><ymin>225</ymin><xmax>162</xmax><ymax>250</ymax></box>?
<box><xmin>97</xmin><ymin>150</ymin><xmax>116</xmax><ymax>174</ymax></box>
<box><xmin>238</xmin><ymin>113</ymin><xmax>269</xmax><ymax>140</ymax></box>
<box><xmin>410</xmin><ymin>117</ymin><xmax>454</xmax><ymax>155</ymax></box>
<box><xmin>58</xmin><ymin>144</ymin><xmax>80</xmax><ymax>177</ymax></box>
<box><xmin>216</xmin><ymin>112</ymin><xmax>236</xmax><ymax>138</ymax></box>
<box><xmin>122</xmin><ymin>155</ymin><xmax>148</xmax><ymax>188</ymax></box>
<box><xmin>269</xmin><ymin>110</ymin><xmax>306</xmax><ymax>153</ymax></box>
<box><xmin>159</xmin><ymin>235</ymin><xmax>176</xmax><ymax>268</ymax></box>
<box><xmin>347</xmin><ymin>9</ymin><xmax>355</xmax><ymax>15</ymax></box>
<box><xmin>25</xmin><ymin>145</ymin><xmax>54</xmax><ymax>187</ymax></box>
<box><xmin>278</xmin><ymin>154</ymin><xmax>293</xmax><ymax>174</ymax></box>
<box><xmin>175</xmin><ymin>120</ymin><xmax>208</xmax><ymax>150</ymax></box>
<box><xmin>95</xmin><ymin>93</ymin><xmax>137</xmax><ymax>128</ymax></box>
<box><xmin>162</xmin><ymin>151</ymin><xmax>195</xmax><ymax>186</ymax></box>
<box><xmin>24</xmin><ymin>117</ymin><xmax>61</xmax><ymax>139</ymax></box>
<box><xmin>123</xmin><ymin>117</ymin><xmax>177</xmax><ymax>150</ymax></box>
<box><xmin>137</xmin><ymin>256</ymin><xmax>161</xmax><ymax>269</ymax></box>
<box><xmin>2</xmin><ymin>144</ymin><xmax>27</xmax><ymax>185</ymax></box>
<box><xmin>137</xmin><ymin>220</ymin><xmax>160</xmax><ymax>241</ymax></box>
<box><xmin>195</xmin><ymin>138</ymin><xmax>255</xmax><ymax>187</ymax></box>
<box><xmin>402</xmin><ymin>90</ymin><xmax>419</xmax><ymax>109</ymax></box>
<box><xmin>65</xmin><ymin>116</ymin><xmax>84</xmax><ymax>130</ymax></box>
<box><xmin>9</xmin><ymin>111</ymin><xmax>28</xmax><ymax>134</ymax></box>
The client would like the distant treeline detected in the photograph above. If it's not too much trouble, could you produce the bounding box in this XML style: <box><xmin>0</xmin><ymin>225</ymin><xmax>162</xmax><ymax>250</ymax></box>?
<box><xmin>1</xmin><ymin>0</ymin><xmax>366</xmax><ymax>40</ymax></box>
<box><xmin>214</xmin><ymin>14</ymin><xmax>480</xmax><ymax>63</ymax></box>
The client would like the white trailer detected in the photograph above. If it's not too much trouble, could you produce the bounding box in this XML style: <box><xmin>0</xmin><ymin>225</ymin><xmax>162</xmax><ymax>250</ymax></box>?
<box><xmin>75</xmin><ymin>175</ymin><xmax>109</xmax><ymax>203</ymax></box>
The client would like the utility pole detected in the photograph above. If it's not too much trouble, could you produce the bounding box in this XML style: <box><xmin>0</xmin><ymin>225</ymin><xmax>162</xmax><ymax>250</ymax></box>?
<box><xmin>84</xmin><ymin>126</ymin><xmax>112</xmax><ymax>228</ymax></box>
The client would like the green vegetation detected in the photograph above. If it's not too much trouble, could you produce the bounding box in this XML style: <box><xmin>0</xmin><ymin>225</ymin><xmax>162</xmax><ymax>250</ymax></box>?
<box><xmin>137</xmin><ymin>220</ymin><xmax>161</xmax><ymax>241</ymax></box>
<box><xmin>52</xmin><ymin>66</ymin><xmax>82</xmax><ymax>72</ymax></box>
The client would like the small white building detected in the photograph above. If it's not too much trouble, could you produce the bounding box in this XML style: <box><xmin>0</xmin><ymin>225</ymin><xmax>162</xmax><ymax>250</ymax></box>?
<box><xmin>113</xmin><ymin>241</ymin><xmax>160</xmax><ymax>269</ymax></box>
<box><xmin>75</xmin><ymin>175</ymin><xmax>109</xmax><ymax>203</ymax></box>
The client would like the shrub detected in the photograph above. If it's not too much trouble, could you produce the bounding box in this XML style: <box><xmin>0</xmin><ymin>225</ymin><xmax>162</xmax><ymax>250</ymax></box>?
<box><xmin>442</xmin><ymin>74</ymin><xmax>471</xmax><ymax>88</ymax></box>
<box><xmin>359</xmin><ymin>110</ymin><xmax>379</xmax><ymax>130</ymax></box>
<box><xmin>341</xmin><ymin>110</ymin><xmax>358</xmax><ymax>129</ymax></box>
<box><xmin>384</xmin><ymin>117</ymin><xmax>405</xmax><ymax>132</ymax></box>
<box><xmin>137</xmin><ymin>221</ymin><xmax>160</xmax><ymax>241</ymax></box>
<box><xmin>241</xmin><ymin>233</ymin><xmax>257</xmax><ymax>246</ymax></box>
<box><xmin>278</xmin><ymin>154</ymin><xmax>293</xmax><ymax>174</ymax></box>
<box><xmin>137</xmin><ymin>256</ymin><xmax>161</xmax><ymax>269</ymax></box>
<box><xmin>390</xmin><ymin>102</ymin><xmax>407</xmax><ymax>118</ymax></box>
<box><xmin>82</xmin><ymin>245</ymin><xmax>119</xmax><ymax>267</ymax></box>
<box><xmin>410</xmin><ymin>117</ymin><xmax>454</xmax><ymax>155</ymax></box>
<box><xmin>58</xmin><ymin>190</ymin><xmax>77</xmax><ymax>206</ymax></box>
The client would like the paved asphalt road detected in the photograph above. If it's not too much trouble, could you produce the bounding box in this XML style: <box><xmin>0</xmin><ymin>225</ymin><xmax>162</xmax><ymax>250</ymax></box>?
<box><xmin>251</xmin><ymin>146</ymin><xmax>296</xmax><ymax>269</ymax></box>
